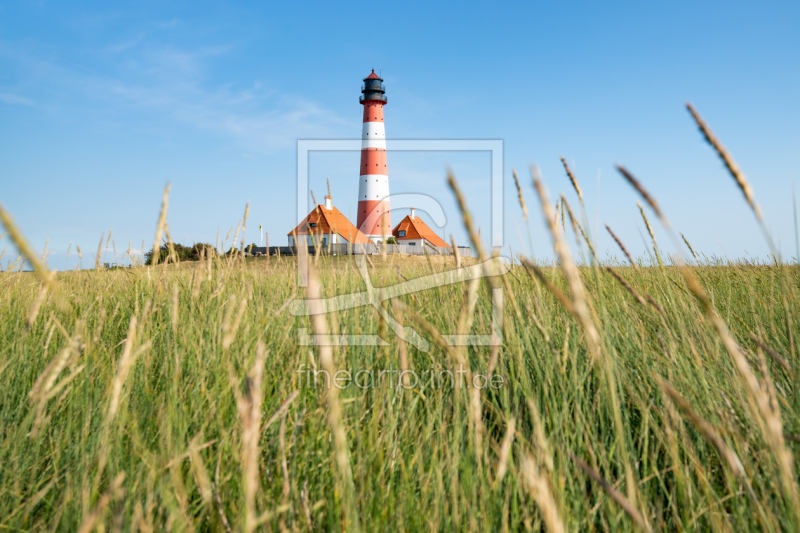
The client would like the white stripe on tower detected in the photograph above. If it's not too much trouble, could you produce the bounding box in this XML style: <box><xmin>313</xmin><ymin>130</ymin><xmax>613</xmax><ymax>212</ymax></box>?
<box><xmin>356</xmin><ymin>70</ymin><xmax>391</xmax><ymax>241</ymax></box>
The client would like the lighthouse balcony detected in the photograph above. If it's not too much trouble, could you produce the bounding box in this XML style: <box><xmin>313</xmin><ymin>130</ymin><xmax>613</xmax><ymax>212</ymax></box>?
<box><xmin>359</xmin><ymin>94</ymin><xmax>388</xmax><ymax>103</ymax></box>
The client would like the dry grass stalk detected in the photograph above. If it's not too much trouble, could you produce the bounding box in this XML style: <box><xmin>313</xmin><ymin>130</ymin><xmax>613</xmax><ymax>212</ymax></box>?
<box><xmin>229</xmin><ymin>219</ymin><xmax>242</xmax><ymax>263</ymax></box>
<box><xmin>447</xmin><ymin>172</ymin><xmax>499</xmax><ymax>469</ymax></box>
<box><xmin>456</xmin><ymin>275</ymin><xmax>481</xmax><ymax>341</ymax></box>
<box><xmin>393</xmin><ymin>300</ymin><xmax>453</xmax><ymax>358</ymax></box>
<box><xmin>393</xmin><ymin>302</ymin><xmax>411</xmax><ymax>388</ymax></box>
<box><xmin>686</xmin><ymin>103</ymin><xmax>763</xmax><ymax>221</ymax></box>
<box><xmin>261</xmin><ymin>390</ymin><xmax>300</xmax><ymax>433</ymax></box>
<box><xmin>95</xmin><ymin>233</ymin><xmax>104</xmax><ymax>270</ymax></box>
<box><xmin>306</xmin><ymin>261</ymin><xmax>360</xmax><ymax>532</ymax></box>
<box><xmin>569</xmin><ymin>453</ymin><xmax>650</xmax><ymax>532</ymax></box>
<box><xmin>681</xmin><ymin>233</ymin><xmax>699</xmax><ymax>261</ymax></box>
<box><xmin>749</xmin><ymin>334</ymin><xmax>793</xmax><ymax>376</ymax></box>
<box><xmin>512</xmin><ymin>169</ymin><xmax>528</xmax><ymax>222</ymax></box>
<box><xmin>214</xmin><ymin>446</ymin><xmax>233</xmax><ymax>533</ymax></box>
<box><xmin>109</xmin><ymin>316</ymin><xmax>144</xmax><ymax>421</ymax></box>
<box><xmin>28</xmin><ymin>328</ymin><xmax>75</xmax><ymax>402</ymax></box>
<box><xmin>560</xmin><ymin>156</ymin><xmax>583</xmax><ymax>203</ymax></box>
<box><xmin>239</xmin><ymin>202</ymin><xmax>250</xmax><ymax>258</ymax></box>
<box><xmin>528</xmin><ymin>399</ymin><xmax>553</xmax><ymax>473</ymax></box>
<box><xmin>522</xmin><ymin>261</ymin><xmax>575</xmax><ymax>316</ymax></box>
<box><xmin>151</xmin><ymin>183</ymin><xmax>170</xmax><ymax>268</ymax></box>
<box><xmin>394</xmin><ymin>299</ymin><xmax>483</xmax><ymax>467</ymax></box>
<box><xmin>238</xmin><ymin>341</ymin><xmax>268</xmax><ymax>533</ymax></box>
<box><xmin>192</xmin><ymin>251</ymin><xmax>204</xmax><ymax>299</ymax></box>
<box><xmin>552</xmin><ymin>199</ymin><xmax>560</xmax><ymax>234</ymax></box>
<box><xmin>644</xmin><ymin>294</ymin><xmax>667</xmax><ymax>319</ymax></box>
<box><xmin>530</xmin><ymin>167</ymin><xmax>599</xmax><ymax>358</ymax></box>
<box><xmin>561</xmin><ymin>195</ymin><xmax>595</xmax><ymax>258</ymax></box>
<box><xmin>76</xmin><ymin>472</ymin><xmax>126</xmax><ymax>533</ymax></box>
<box><xmin>449</xmin><ymin>170</ymin><xmax>517</xmax><ymax>321</ymax></box>
<box><xmin>40</xmin><ymin>237</ymin><xmax>49</xmax><ymax>265</ymax></box>
<box><xmin>447</xmin><ymin>173</ymin><xmax>492</xmax><ymax>272</ymax></box>
<box><xmin>606</xmin><ymin>225</ymin><xmax>639</xmax><ymax>269</ymax></box>
<box><xmin>222</xmin><ymin>297</ymin><xmax>248</xmax><ymax>350</ymax></box>
<box><xmin>605</xmin><ymin>267</ymin><xmax>646</xmax><ymax>306</ymax></box>
<box><xmin>27</xmin><ymin>285</ymin><xmax>49</xmax><ymax>330</ymax></box>
<box><xmin>616</xmin><ymin>166</ymin><xmax>666</xmax><ymax>225</ymax></box>
<box><xmin>0</xmin><ymin>202</ymin><xmax>54</xmax><ymax>287</ymax></box>
<box><xmin>469</xmin><ymin>383</ymin><xmax>484</xmax><ymax>470</ymax></box>
<box><xmin>451</xmin><ymin>235</ymin><xmax>461</xmax><ymax>268</ymax></box>
<box><xmin>520</xmin><ymin>455</ymin><xmax>566</xmax><ymax>533</ymax></box>
<box><xmin>531</xmin><ymin>165</ymin><xmax>641</xmax><ymax>511</ymax></box>
<box><xmin>562</xmin><ymin>194</ymin><xmax>582</xmax><ymax>246</ymax></box>
<box><xmin>171</xmin><ymin>283</ymin><xmax>179</xmax><ymax>336</ymax></box>
<box><xmin>494</xmin><ymin>417</ymin><xmax>516</xmax><ymax>487</ymax></box>
<box><xmin>296</xmin><ymin>231</ymin><xmax>308</xmax><ymax>287</ymax></box>
<box><xmin>637</xmin><ymin>202</ymin><xmax>663</xmax><ymax>268</ymax></box>
<box><xmin>279</xmin><ymin>413</ymin><xmax>290</xmax><ymax>533</ymax></box>
<box><xmin>680</xmin><ymin>268</ymin><xmax>800</xmax><ymax>512</ymax></box>
<box><xmin>659</xmin><ymin>380</ymin><xmax>746</xmax><ymax>479</ymax></box>
<box><xmin>164</xmin><ymin>224</ymin><xmax>179</xmax><ymax>266</ymax></box>
<box><xmin>188</xmin><ymin>435</ymin><xmax>213</xmax><ymax>504</ymax></box>
<box><xmin>28</xmin><ymin>334</ymin><xmax>83</xmax><ymax>438</ymax></box>
<box><xmin>163</xmin><ymin>439</ymin><xmax>217</xmax><ymax>470</ymax></box>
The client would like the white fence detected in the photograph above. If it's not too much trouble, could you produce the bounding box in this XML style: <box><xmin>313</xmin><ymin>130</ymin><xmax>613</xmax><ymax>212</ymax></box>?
<box><xmin>252</xmin><ymin>244</ymin><xmax>473</xmax><ymax>257</ymax></box>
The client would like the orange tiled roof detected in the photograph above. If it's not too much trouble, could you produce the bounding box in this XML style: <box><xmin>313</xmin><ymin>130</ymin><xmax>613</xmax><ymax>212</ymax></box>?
<box><xmin>364</xmin><ymin>69</ymin><xmax>381</xmax><ymax>80</ymax></box>
<box><xmin>391</xmin><ymin>215</ymin><xmax>451</xmax><ymax>248</ymax></box>
<box><xmin>287</xmin><ymin>205</ymin><xmax>371</xmax><ymax>244</ymax></box>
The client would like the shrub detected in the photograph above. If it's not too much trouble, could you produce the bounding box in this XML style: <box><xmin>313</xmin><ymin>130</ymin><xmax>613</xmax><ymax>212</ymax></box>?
<box><xmin>144</xmin><ymin>242</ymin><xmax>216</xmax><ymax>265</ymax></box>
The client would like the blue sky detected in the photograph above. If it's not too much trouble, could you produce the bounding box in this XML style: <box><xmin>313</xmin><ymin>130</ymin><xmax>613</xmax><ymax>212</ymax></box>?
<box><xmin>1</xmin><ymin>1</ymin><xmax>799</xmax><ymax>268</ymax></box>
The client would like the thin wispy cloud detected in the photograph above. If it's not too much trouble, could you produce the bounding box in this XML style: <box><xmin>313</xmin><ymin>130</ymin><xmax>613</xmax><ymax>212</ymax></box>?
<box><xmin>0</xmin><ymin>92</ymin><xmax>34</xmax><ymax>106</ymax></box>
<box><xmin>0</xmin><ymin>33</ymin><xmax>347</xmax><ymax>151</ymax></box>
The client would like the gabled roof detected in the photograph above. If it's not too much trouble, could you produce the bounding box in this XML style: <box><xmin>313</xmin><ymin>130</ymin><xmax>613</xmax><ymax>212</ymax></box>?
<box><xmin>364</xmin><ymin>69</ymin><xmax>382</xmax><ymax>80</ymax></box>
<box><xmin>392</xmin><ymin>215</ymin><xmax>451</xmax><ymax>247</ymax></box>
<box><xmin>287</xmin><ymin>205</ymin><xmax>371</xmax><ymax>244</ymax></box>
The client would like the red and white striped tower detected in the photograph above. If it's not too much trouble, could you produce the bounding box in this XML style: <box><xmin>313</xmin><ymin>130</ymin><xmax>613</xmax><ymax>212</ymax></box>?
<box><xmin>356</xmin><ymin>70</ymin><xmax>391</xmax><ymax>241</ymax></box>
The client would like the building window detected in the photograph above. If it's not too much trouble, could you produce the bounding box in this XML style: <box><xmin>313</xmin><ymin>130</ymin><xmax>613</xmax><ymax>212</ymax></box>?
<box><xmin>322</xmin><ymin>238</ymin><xmax>327</xmax><ymax>245</ymax></box>
<box><xmin>398</xmin><ymin>230</ymin><xmax>406</xmax><ymax>237</ymax></box>
<box><xmin>309</xmin><ymin>223</ymin><xmax>317</xmax><ymax>227</ymax></box>
<box><xmin>409</xmin><ymin>242</ymin><xmax>416</xmax><ymax>246</ymax></box>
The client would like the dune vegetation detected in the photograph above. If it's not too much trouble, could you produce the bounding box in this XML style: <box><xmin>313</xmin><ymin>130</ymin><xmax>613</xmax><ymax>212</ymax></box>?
<box><xmin>1</xmin><ymin>105</ymin><xmax>799</xmax><ymax>532</ymax></box>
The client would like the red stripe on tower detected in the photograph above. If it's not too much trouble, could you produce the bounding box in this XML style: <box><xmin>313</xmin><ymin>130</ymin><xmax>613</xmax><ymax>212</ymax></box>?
<box><xmin>356</xmin><ymin>70</ymin><xmax>391</xmax><ymax>241</ymax></box>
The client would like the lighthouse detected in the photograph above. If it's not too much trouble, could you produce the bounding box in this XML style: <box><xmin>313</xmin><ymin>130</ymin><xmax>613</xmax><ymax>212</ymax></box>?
<box><xmin>356</xmin><ymin>70</ymin><xmax>391</xmax><ymax>241</ymax></box>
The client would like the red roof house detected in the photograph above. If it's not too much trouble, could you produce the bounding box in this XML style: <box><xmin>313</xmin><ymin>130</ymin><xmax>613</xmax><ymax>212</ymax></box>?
<box><xmin>287</xmin><ymin>196</ymin><xmax>371</xmax><ymax>246</ymax></box>
<box><xmin>391</xmin><ymin>208</ymin><xmax>451</xmax><ymax>248</ymax></box>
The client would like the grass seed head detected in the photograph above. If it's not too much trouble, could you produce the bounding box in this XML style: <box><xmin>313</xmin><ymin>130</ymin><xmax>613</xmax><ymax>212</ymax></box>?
<box><xmin>686</xmin><ymin>103</ymin><xmax>763</xmax><ymax>222</ymax></box>
<box><xmin>560</xmin><ymin>156</ymin><xmax>583</xmax><ymax>203</ymax></box>
<box><xmin>512</xmin><ymin>168</ymin><xmax>528</xmax><ymax>222</ymax></box>
<box><xmin>616</xmin><ymin>166</ymin><xmax>668</xmax><ymax>227</ymax></box>
<box><xmin>606</xmin><ymin>225</ymin><xmax>639</xmax><ymax>269</ymax></box>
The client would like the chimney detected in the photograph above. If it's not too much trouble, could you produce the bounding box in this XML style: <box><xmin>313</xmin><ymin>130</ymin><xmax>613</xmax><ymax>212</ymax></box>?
<box><xmin>410</xmin><ymin>207</ymin><xmax>415</xmax><ymax>219</ymax></box>
<box><xmin>324</xmin><ymin>195</ymin><xmax>332</xmax><ymax>210</ymax></box>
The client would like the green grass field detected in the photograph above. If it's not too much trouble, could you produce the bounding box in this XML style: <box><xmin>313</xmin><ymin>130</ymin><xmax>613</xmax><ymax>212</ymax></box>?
<box><xmin>2</xmin><ymin>107</ymin><xmax>799</xmax><ymax>532</ymax></box>
<box><xmin>1</xmin><ymin>247</ymin><xmax>799</xmax><ymax>531</ymax></box>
